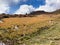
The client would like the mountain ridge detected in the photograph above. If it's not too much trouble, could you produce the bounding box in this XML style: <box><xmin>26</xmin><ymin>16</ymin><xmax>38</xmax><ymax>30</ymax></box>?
<box><xmin>0</xmin><ymin>10</ymin><xmax>60</xmax><ymax>19</ymax></box>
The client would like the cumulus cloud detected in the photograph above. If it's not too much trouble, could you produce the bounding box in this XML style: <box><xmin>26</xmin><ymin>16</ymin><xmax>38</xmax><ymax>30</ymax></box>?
<box><xmin>14</xmin><ymin>0</ymin><xmax>60</xmax><ymax>14</ymax></box>
<box><xmin>0</xmin><ymin>4</ymin><xmax>9</xmax><ymax>14</ymax></box>
<box><xmin>36</xmin><ymin>0</ymin><xmax>60</xmax><ymax>12</ymax></box>
<box><xmin>0</xmin><ymin>0</ymin><xmax>17</xmax><ymax>14</ymax></box>
<box><xmin>14</xmin><ymin>5</ymin><xmax>35</xmax><ymax>14</ymax></box>
<box><xmin>0</xmin><ymin>0</ymin><xmax>10</xmax><ymax>14</ymax></box>
<box><xmin>0</xmin><ymin>0</ymin><xmax>20</xmax><ymax>4</ymax></box>
<box><xmin>0</xmin><ymin>0</ymin><xmax>26</xmax><ymax>14</ymax></box>
<box><xmin>0</xmin><ymin>0</ymin><xmax>60</xmax><ymax>14</ymax></box>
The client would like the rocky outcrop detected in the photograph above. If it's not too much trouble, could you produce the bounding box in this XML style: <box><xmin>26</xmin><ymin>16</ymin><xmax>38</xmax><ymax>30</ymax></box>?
<box><xmin>0</xmin><ymin>20</ymin><xmax>3</xmax><ymax>23</ymax></box>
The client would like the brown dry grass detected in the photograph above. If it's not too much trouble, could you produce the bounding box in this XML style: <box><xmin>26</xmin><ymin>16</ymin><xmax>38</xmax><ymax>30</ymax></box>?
<box><xmin>0</xmin><ymin>14</ymin><xmax>60</xmax><ymax>45</ymax></box>
<box><xmin>0</xmin><ymin>14</ymin><xmax>60</xmax><ymax>35</ymax></box>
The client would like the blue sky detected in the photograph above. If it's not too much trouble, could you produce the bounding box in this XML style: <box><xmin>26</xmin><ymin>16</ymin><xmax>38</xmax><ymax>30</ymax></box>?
<box><xmin>0</xmin><ymin>0</ymin><xmax>60</xmax><ymax>14</ymax></box>
<box><xmin>9</xmin><ymin>0</ymin><xmax>45</xmax><ymax>14</ymax></box>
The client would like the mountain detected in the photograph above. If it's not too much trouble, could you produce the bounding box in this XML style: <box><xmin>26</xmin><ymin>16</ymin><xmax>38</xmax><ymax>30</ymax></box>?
<box><xmin>0</xmin><ymin>10</ymin><xmax>60</xmax><ymax>19</ymax></box>
<box><xmin>0</xmin><ymin>10</ymin><xmax>60</xmax><ymax>45</ymax></box>
<box><xmin>30</xmin><ymin>10</ymin><xmax>60</xmax><ymax>15</ymax></box>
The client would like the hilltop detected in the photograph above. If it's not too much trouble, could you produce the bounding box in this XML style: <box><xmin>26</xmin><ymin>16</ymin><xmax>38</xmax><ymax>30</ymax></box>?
<box><xmin>0</xmin><ymin>10</ymin><xmax>60</xmax><ymax>19</ymax></box>
<box><xmin>0</xmin><ymin>10</ymin><xmax>60</xmax><ymax>45</ymax></box>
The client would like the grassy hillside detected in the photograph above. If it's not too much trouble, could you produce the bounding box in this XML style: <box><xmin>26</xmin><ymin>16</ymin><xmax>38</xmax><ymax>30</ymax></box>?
<box><xmin>0</xmin><ymin>14</ymin><xmax>60</xmax><ymax>45</ymax></box>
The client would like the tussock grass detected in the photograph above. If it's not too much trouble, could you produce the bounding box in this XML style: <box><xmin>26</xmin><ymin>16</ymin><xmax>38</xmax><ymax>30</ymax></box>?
<box><xmin>0</xmin><ymin>14</ymin><xmax>60</xmax><ymax>45</ymax></box>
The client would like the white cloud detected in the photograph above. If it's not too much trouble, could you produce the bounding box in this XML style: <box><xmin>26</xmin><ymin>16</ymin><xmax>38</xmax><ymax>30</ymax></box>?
<box><xmin>0</xmin><ymin>0</ymin><xmax>28</xmax><ymax>14</ymax></box>
<box><xmin>0</xmin><ymin>4</ymin><xmax>9</xmax><ymax>14</ymax></box>
<box><xmin>0</xmin><ymin>0</ymin><xmax>15</xmax><ymax>14</ymax></box>
<box><xmin>0</xmin><ymin>0</ymin><xmax>10</xmax><ymax>14</ymax></box>
<box><xmin>14</xmin><ymin>0</ymin><xmax>60</xmax><ymax>14</ymax></box>
<box><xmin>36</xmin><ymin>0</ymin><xmax>60</xmax><ymax>12</ymax></box>
<box><xmin>14</xmin><ymin>5</ymin><xmax>35</xmax><ymax>14</ymax></box>
<box><xmin>0</xmin><ymin>0</ymin><xmax>60</xmax><ymax>14</ymax></box>
<box><xmin>0</xmin><ymin>0</ymin><xmax>20</xmax><ymax>4</ymax></box>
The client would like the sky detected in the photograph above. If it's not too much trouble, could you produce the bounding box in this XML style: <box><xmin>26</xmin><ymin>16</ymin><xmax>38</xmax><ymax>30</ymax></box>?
<box><xmin>0</xmin><ymin>0</ymin><xmax>60</xmax><ymax>14</ymax></box>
